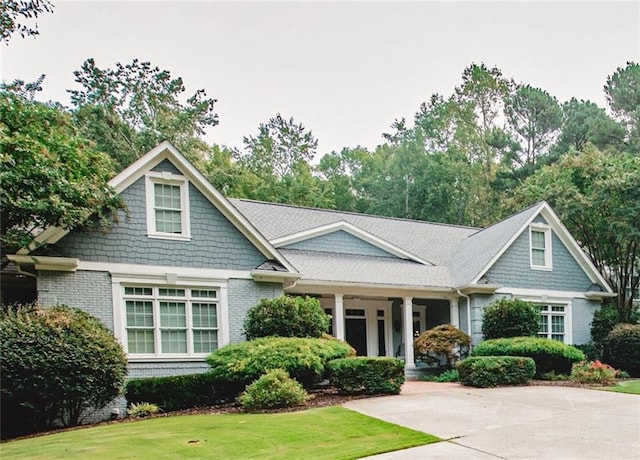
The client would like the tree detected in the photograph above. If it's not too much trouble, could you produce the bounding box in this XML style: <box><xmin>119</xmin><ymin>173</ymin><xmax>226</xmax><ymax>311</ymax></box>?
<box><xmin>0</xmin><ymin>81</ymin><xmax>125</xmax><ymax>256</ymax></box>
<box><xmin>69</xmin><ymin>58</ymin><xmax>218</xmax><ymax>168</ymax></box>
<box><xmin>504</xmin><ymin>85</ymin><xmax>563</xmax><ymax>170</ymax></box>
<box><xmin>508</xmin><ymin>146</ymin><xmax>640</xmax><ymax>320</ymax></box>
<box><xmin>1</xmin><ymin>305</ymin><xmax>128</xmax><ymax>436</ymax></box>
<box><xmin>1</xmin><ymin>0</ymin><xmax>53</xmax><ymax>44</ymax></box>
<box><xmin>604</xmin><ymin>61</ymin><xmax>640</xmax><ymax>154</ymax></box>
<box><xmin>481</xmin><ymin>298</ymin><xmax>539</xmax><ymax>339</ymax></box>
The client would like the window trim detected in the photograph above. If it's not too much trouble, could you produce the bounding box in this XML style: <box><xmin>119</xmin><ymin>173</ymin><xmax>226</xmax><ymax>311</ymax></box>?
<box><xmin>519</xmin><ymin>296</ymin><xmax>572</xmax><ymax>344</ymax></box>
<box><xmin>112</xmin><ymin>273</ymin><xmax>229</xmax><ymax>362</ymax></box>
<box><xmin>529</xmin><ymin>224</ymin><xmax>552</xmax><ymax>271</ymax></box>
<box><xmin>145</xmin><ymin>171</ymin><xmax>191</xmax><ymax>241</ymax></box>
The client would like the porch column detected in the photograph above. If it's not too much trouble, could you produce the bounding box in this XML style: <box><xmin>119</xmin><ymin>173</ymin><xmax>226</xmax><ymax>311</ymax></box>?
<box><xmin>449</xmin><ymin>298</ymin><xmax>460</xmax><ymax>328</ymax></box>
<box><xmin>402</xmin><ymin>296</ymin><xmax>415</xmax><ymax>368</ymax></box>
<box><xmin>334</xmin><ymin>294</ymin><xmax>345</xmax><ymax>341</ymax></box>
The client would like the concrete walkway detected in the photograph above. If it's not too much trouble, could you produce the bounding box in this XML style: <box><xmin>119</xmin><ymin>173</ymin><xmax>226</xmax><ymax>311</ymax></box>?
<box><xmin>344</xmin><ymin>383</ymin><xmax>640</xmax><ymax>459</ymax></box>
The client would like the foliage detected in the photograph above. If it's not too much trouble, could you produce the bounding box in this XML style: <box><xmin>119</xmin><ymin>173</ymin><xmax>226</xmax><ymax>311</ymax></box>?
<box><xmin>69</xmin><ymin>58</ymin><xmax>218</xmax><ymax>168</ymax></box>
<box><xmin>604</xmin><ymin>61</ymin><xmax>640</xmax><ymax>154</ymax></box>
<box><xmin>0</xmin><ymin>84</ymin><xmax>125</xmax><ymax>254</ymax></box>
<box><xmin>327</xmin><ymin>357</ymin><xmax>405</xmax><ymax>395</ymax></box>
<box><xmin>237</xmin><ymin>369</ymin><xmax>309</xmax><ymax>412</ymax></box>
<box><xmin>481</xmin><ymin>298</ymin><xmax>539</xmax><ymax>339</ymax></box>
<box><xmin>570</xmin><ymin>360</ymin><xmax>616</xmax><ymax>385</ymax></box>
<box><xmin>0</xmin><ymin>304</ymin><xmax>127</xmax><ymax>437</ymax></box>
<box><xmin>572</xmin><ymin>343</ymin><xmax>600</xmax><ymax>362</ymax></box>
<box><xmin>1</xmin><ymin>0</ymin><xmax>53</xmax><ymax>43</ymax></box>
<box><xmin>604</xmin><ymin>323</ymin><xmax>640</xmax><ymax>377</ymax></box>
<box><xmin>421</xmin><ymin>369</ymin><xmax>460</xmax><ymax>382</ymax></box>
<box><xmin>471</xmin><ymin>337</ymin><xmax>584</xmax><ymax>377</ymax></box>
<box><xmin>127</xmin><ymin>402</ymin><xmax>160</xmax><ymax>418</ymax></box>
<box><xmin>589</xmin><ymin>304</ymin><xmax>635</xmax><ymax>360</ymax></box>
<box><xmin>206</xmin><ymin>336</ymin><xmax>355</xmax><ymax>390</ymax></box>
<box><xmin>243</xmin><ymin>295</ymin><xmax>330</xmax><ymax>340</ymax></box>
<box><xmin>507</xmin><ymin>146</ymin><xmax>640</xmax><ymax>320</ymax></box>
<box><xmin>413</xmin><ymin>324</ymin><xmax>470</xmax><ymax>367</ymax></box>
<box><xmin>125</xmin><ymin>372</ymin><xmax>237</xmax><ymax>412</ymax></box>
<box><xmin>457</xmin><ymin>356</ymin><xmax>536</xmax><ymax>388</ymax></box>
<box><xmin>0</xmin><ymin>407</ymin><xmax>441</xmax><ymax>459</ymax></box>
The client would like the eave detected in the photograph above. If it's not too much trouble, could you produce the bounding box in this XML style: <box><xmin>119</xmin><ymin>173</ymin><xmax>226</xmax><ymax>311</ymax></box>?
<box><xmin>7</xmin><ymin>254</ymin><xmax>79</xmax><ymax>272</ymax></box>
<box><xmin>456</xmin><ymin>284</ymin><xmax>501</xmax><ymax>295</ymax></box>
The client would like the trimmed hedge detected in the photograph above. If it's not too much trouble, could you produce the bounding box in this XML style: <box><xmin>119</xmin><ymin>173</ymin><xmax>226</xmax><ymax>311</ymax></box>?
<box><xmin>206</xmin><ymin>336</ymin><xmax>355</xmax><ymax>390</ymax></box>
<box><xmin>604</xmin><ymin>323</ymin><xmax>640</xmax><ymax>377</ymax></box>
<box><xmin>237</xmin><ymin>369</ymin><xmax>309</xmax><ymax>412</ymax></box>
<box><xmin>243</xmin><ymin>295</ymin><xmax>330</xmax><ymax>340</ymax></box>
<box><xmin>481</xmin><ymin>298</ymin><xmax>539</xmax><ymax>339</ymax></box>
<box><xmin>457</xmin><ymin>356</ymin><xmax>536</xmax><ymax>388</ymax></box>
<box><xmin>125</xmin><ymin>372</ymin><xmax>236</xmax><ymax>412</ymax></box>
<box><xmin>327</xmin><ymin>357</ymin><xmax>405</xmax><ymax>395</ymax></box>
<box><xmin>471</xmin><ymin>337</ymin><xmax>584</xmax><ymax>377</ymax></box>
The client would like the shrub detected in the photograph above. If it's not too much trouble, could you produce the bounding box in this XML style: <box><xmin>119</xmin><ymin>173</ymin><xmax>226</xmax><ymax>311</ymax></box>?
<box><xmin>572</xmin><ymin>343</ymin><xmax>599</xmax><ymax>361</ymax></box>
<box><xmin>125</xmin><ymin>372</ymin><xmax>237</xmax><ymax>412</ymax></box>
<box><xmin>207</xmin><ymin>336</ymin><xmax>355</xmax><ymax>390</ymax></box>
<box><xmin>457</xmin><ymin>356</ymin><xmax>536</xmax><ymax>388</ymax></box>
<box><xmin>127</xmin><ymin>402</ymin><xmax>160</xmax><ymax>418</ymax></box>
<box><xmin>237</xmin><ymin>369</ymin><xmax>309</xmax><ymax>412</ymax></box>
<box><xmin>604</xmin><ymin>323</ymin><xmax>640</xmax><ymax>377</ymax></box>
<box><xmin>590</xmin><ymin>304</ymin><xmax>620</xmax><ymax>358</ymax></box>
<box><xmin>413</xmin><ymin>324</ymin><xmax>470</xmax><ymax>367</ymax></box>
<box><xmin>0</xmin><ymin>304</ymin><xmax>127</xmax><ymax>437</ymax></box>
<box><xmin>570</xmin><ymin>360</ymin><xmax>616</xmax><ymax>385</ymax></box>
<box><xmin>328</xmin><ymin>357</ymin><xmax>405</xmax><ymax>395</ymax></box>
<box><xmin>471</xmin><ymin>337</ymin><xmax>584</xmax><ymax>377</ymax></box>
<box><xmin>243</xmin><ymin>295</ymin><xmax>330</xmax><ymax>340</ymax></box>
<box><xmin>481</xmin><ymin>298</ymin><xmax>539</xmax><ymax>339</ymax></box>
<box><xmin>421</xmin><ymin>369</ymin><xmax>460</xmax><ymax>382</ymax></box>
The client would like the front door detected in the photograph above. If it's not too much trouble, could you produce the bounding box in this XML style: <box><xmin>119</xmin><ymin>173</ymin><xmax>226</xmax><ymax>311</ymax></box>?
<box><xmin>345</xmin><ymin>308</ymin><xmax>368</xmax><ymax>356</ymax></box>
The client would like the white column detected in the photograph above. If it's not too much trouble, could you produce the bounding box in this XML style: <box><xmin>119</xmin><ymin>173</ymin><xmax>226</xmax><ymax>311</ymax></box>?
<box><xmin>449</xmin><ymin>298</ymin><xmax>460</xmax><ymax>328</ymax></box>
<box><xmin>402</xmin><ymin>296</ymin><xmax>415</xmax><ymax>368</ymax></box>
<box><xmin>334</xmin><ymin>294</ymin><xmax>345</xmax><ymax>341</ymax></box>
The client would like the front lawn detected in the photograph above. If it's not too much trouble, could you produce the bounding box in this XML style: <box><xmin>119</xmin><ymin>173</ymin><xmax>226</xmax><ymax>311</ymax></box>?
<box><xmin>596</xmin><ymin>379</ymin><xmax>640</xmax><ymax>395</ymax></box>
<box><xmin>0</xmin><ymin>406</ymin><xmax>440</xmax><ymax>459</ymax></box>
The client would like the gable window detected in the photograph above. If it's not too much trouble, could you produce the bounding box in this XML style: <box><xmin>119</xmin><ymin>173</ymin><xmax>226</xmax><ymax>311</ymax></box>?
<box><xmin>530</xmin><ymin>224</ymin><xmax>552</xmax><ymax>270</ymax></box>
<box><xmin>537</xmin><ymin>304</ymin><xmax>566</xmax><ymax>342</ymax></box>
<box><xmin>124</xmin><ymin>286</ymin><xmax>218</xmax><ymax>357</ymax></box>
<box><xmin>145</xmin><ymin>172</ymin><xmax>190</xmax><ymax>240</ymax></box>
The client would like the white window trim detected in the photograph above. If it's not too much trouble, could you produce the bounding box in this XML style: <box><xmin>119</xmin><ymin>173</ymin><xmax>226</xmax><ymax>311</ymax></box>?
<box><xmin>529</xmin><ymin>223</ymin><xmax>552</xmax><ymax>271</ymax></box>
<box><xmin>112</xmin><ymin>273</ymin><xmax>228</xmax><ymax>361</ymax></box>
<box><xmin>519</xmin><ymin>296</ymin><xmax>572</xmax><ymax>344</ymax></box>
<box><xmin>145</xmin><ymin>171</ymin><xmax>191</xmax><ymax>241</ymax></box>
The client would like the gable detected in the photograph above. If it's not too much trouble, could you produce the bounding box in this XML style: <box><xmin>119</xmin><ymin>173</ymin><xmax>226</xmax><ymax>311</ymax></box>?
<box><xmin>282</xmin><ymin>230</ymin><xmax>401</xmax><ymax>258</ymax></box>
<box><xmin>54</xmin><ymin>173</ymin><xmax>267</xmax><ymax>270</ymax></box>
<box><xmin>486</xmin><ymin>226</ymin><xmax>593</xmax><ymax>291</ymax></box>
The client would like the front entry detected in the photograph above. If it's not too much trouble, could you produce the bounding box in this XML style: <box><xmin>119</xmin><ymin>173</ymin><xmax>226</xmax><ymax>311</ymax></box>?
<box><xmin>345</xmin><ymin>317</ymin><xmax>367</xmax><ymax>356</ymax></box>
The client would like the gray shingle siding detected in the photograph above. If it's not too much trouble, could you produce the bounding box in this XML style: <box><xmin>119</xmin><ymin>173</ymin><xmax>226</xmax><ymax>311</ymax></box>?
<box><xmin>55</xmin><ymin>177</ymin><xmax>266</xmax><ymax>270</ymax></box>
<box><xmin>227</xmin><ymin>279</ymin><xmax>282</xmax><ymax>343</ymax></box>
<box><xmin>283</xmin><ymin>230</ymin><xmax>398</xmax><ymax>258</ymax></box>
<box><xmin>572</xmin><ymin>298</ymin><xmax>598</xmax><ymax>345</ymax></box>
<box><xmin>486</xmin><ymin>230</ymin><xmax>592</xmax><ymax>291</ymax></box>
<box><xmin>37</xmin><ymin>270</ymin><xmax>114</xmax><ymax>331</ymax></box>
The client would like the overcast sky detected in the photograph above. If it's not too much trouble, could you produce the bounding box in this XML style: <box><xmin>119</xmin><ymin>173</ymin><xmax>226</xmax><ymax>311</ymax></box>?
<box><xmin>2</xmin><ymin>1</ymin><xmax>639</xmax><ymax>156</ymax></box>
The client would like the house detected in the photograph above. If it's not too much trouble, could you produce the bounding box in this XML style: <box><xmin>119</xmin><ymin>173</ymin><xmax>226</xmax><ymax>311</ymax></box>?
<box><xmin>6</xmin><ymin>141</ymin><xmax>615</xmax><ymax>381</ymax></box>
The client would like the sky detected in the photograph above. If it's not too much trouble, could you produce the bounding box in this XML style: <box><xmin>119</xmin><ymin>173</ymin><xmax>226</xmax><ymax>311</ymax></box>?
<box><xmin>2</xmin><ymin>1</ymin><xmax>639</xmax><ymax>156</ymax></box>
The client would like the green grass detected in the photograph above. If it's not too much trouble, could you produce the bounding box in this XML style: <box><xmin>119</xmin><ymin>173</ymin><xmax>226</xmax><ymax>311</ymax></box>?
<box><xmin>596</xmin><ymin>379</ymin><xmax>640</xmax><ymax>395</ymax></box>
<box><xmin>0</xmin><ymin>407</ymin><xmax>440</xmax><ymax>459</ymax></box>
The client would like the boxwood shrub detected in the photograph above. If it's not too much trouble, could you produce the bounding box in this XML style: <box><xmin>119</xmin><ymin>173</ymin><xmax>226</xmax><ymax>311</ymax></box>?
<box><xmin>206</xmin><ymin>336</ymin><xmax>355</xmax><ymax>390</ymax></box>
<box><xmin>604</xmin><ymin>323</ymin><xmax>640</xmax><ymax>377</ymax></box>
<box><xmin>125</xmin><ymin>372</ymin><xmax>237</xmax><ymax>411</ymax></box>
<box><xmin>457</xmin><ymin>356</ymin><xmax>536</xmax><ymax>388</ymax></box>
<box><xmin>481</xmin><ymin>298</ymin><xmax>539</xmax><ymax>339</ymax></box>
<box><xmin>471</xmin><ymin>337</ymin><xmax>584</xmax><ymax>377</ymax></box>
<box><xmin>237</xmin><ymin>369</ymin><xmax>309</xmax><ymax>412</ymax></box>
<box><xmin>327</xmin><ymin>357</ymin><xmax>405</xmax><ymax>395</ymax></box>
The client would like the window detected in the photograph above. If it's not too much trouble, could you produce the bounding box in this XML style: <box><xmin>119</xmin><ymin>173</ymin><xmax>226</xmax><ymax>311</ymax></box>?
<box><xmin>145</xmin><ymin>172</ymin><xmax>190</xmax><ymax>240</ymax></box>
<box><xmin>124</xmin><ymin>286</ymin><xmax>218</xmax><ymax>356</ymax></box>
<box><xmin>530</xmin><ymin>225</ymin><xmax>552</xmax><ymax>270</ymax></box>
<box><xmin>537</xmin><ymin>304</ymin><xmax>566</xmax><ymax>342</ymax></box>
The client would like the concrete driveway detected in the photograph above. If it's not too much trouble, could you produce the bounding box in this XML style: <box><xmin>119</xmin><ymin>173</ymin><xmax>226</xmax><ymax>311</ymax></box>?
<box><xmin>344</xmin><ymin>383</ymin><xmax>640</xmax><ymax>459</ymax></box>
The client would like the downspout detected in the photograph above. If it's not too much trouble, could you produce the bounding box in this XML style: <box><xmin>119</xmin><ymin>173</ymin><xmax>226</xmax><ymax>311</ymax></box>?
<box><xmin>457</xmin><ymin>289</ymin><xmax>472</xmax><ymax>347</ymax></box>
<box><xmin>16</xmin><ymin>265</ymin><xmax>38</xmax><ymax>279</ymax></box>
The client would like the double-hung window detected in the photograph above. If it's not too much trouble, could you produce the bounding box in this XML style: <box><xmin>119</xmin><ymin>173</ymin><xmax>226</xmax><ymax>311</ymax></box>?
<box><xmin>537</xmin><ymin>304</ymin><xmax>566</xmax><ymax>342</ymax></box>
<box><xmin>145</xmin><ymin>172</ymin><xmax>190</xmax><ymax>240</ymax></box>
<box><xmin>124</xmin><ymin>286</ymin><xmax>218</xmax><ymax>357</ymax></box>
<box><xmin>530</xmin><ymin>224</ymin><xmax>552</xmax><ymax>270</ymax></box>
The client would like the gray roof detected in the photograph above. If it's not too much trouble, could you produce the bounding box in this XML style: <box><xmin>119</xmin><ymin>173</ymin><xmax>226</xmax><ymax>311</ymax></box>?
<box><xmin>231</xmin><ymin>199</ymin><xmax>542</xmax><ymax>289</ymax></box>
